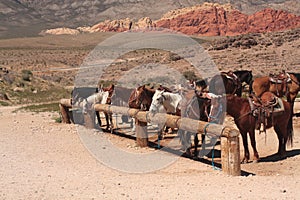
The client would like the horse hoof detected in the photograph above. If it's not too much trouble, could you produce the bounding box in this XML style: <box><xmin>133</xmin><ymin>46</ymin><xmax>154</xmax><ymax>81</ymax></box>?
<box><xmin>192</xmin><ymin>156</ymin><xmax>199</xmax><ymax>160</ymax></box>
<box><xmin>241</xmin><ymin>159</ymin><xmax>249</xmax><ymax>164</ymax></box>
<box><xmin>252</xmin><ymin>159</ymin><xmax>259</xmax><ymax>163</ymax></box>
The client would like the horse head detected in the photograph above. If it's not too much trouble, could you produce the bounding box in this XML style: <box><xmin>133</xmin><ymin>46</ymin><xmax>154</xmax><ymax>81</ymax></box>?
<box><xmin>149</xmin><ymin>90</ymin><xmax>166</xmax><ymax>113</ymax></box>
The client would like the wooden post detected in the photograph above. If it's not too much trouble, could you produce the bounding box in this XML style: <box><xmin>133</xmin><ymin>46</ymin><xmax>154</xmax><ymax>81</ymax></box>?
<box><xmin>221</xmin><ymin>127</ymin><xmax>241</xmax><ymax>176</ymax></box>
<box><xmin>135</xmin><ymin>120</ymin><xmax>148</xmax><ymax>147</ymax></box>
<box><xmin>84</xmin><ymin>110</ymin><xmax>95</xmax><ymax>129</ymax></box>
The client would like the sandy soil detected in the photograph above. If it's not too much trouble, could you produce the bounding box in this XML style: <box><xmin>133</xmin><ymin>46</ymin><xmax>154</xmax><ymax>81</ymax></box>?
<box><xmin>0</xmin><ymin>105</ymin><xmax>300</xmax><ymax>200</ymax></box>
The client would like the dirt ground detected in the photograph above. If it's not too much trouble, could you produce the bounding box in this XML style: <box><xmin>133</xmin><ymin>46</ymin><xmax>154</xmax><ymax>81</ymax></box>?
<box><xmin>0</xmin><ymin>104</ymin><xmax>300</xmax><ymax>199</ymax></box>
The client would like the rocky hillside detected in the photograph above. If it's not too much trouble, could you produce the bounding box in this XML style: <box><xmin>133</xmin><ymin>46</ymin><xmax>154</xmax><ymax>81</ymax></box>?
<box><xmin>156</xmin><ymin>4</ymin><xmax>300</xmax><ymax>36</ymax></box>
<box><xmin>1</xmin><ymin>0</ymin><xmax>300</xmax><ymax>38</ymax></box>
<box><xmin>42</xmin><ymin>3</ymin><xmax>300</xmax><ymax>37</ymax></box>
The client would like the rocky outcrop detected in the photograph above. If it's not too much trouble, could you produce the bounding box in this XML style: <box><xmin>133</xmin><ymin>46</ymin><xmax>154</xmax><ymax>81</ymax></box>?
<box><xmin>89</xmin><ymin>17</ymin><xmax>153</xmax><ymax>32</ymax></box>
<box><xmin>40</xmin><ymin>3</ymin><xmax>300</xmax><ymax>36</ymax></box>
<box><xmin>156</xmin><ymin>4</ymin><xmax>300</xmax><ymax>36</ymax></box>
<box><xmin>40</xmin><ymin>27</ymin><xmax>80</xmax><ymax>35</ymax></box>
<box><xmin>41</xmin><ymin>17</ymin><xmax>154</xmax><ymax>34</ymax></box>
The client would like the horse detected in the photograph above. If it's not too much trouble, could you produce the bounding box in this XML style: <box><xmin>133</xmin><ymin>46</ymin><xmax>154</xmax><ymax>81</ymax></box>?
<box><xmin>129</xmin><ymin>85</ymin><xmax>173</xmax><ymax>134</ymax></box>
<box><xmin>74</xmin><ymin>89</ymin><xmax>110</xmax><ymax>128</ymax></box>
<box><xmin>252</xmin><ymin>71</ymin><xmax>300</xmax><ymax>139</ymax></box>
<box><xmin>233</xmin><ymin>70</ymin><xmax>253</xmax><ymax>94</ymax></box>
<box><xmin>180</xmin><ymin>92</ymin><xmax>211</xmax><ymax>157</ymax></box>
<box><xmin>209</xmin><ymin>71</ymin><xmax>242</xmax><ymax>97</ymax></box>
<box><xmin>252</xmin><ymin>72</ymin><xmax>300</xmax><ymax>103</ymax></box>
<box><xmin>82</xmin><ymin>90</ymin><xmax>109</xmax><ymax>114</ymax></box>
<box><xmin>149</xmin><ymin>89</ymin><xmax>211</xmax><ymax>156</ymax></box>
<box><xmin>149</xmin><ymin>89</ymin><xmax>182</xmax><ymax>115</ymax></box>
<box><xmin>128</xmin><ymin>85</ymin><xmax>172</xmax><ymax>111</ymax></box>
<box><xmin>95</xmin><ymin>84</ymin><xmax>115</xmax><ymax>132</ymax></box>
<box><xmin>70</xmin><ymin>87</ymin><xmax>99</xmax><ymax>124</ymax></box>
<box><xmin>208</xmin><ymin>92</ymin><xmax>293</xmax><ymax>163</ymax></box>
<box><xmin>110</xmin><ymin>86</ymin><xmax>135</xmax><ymax>126</ymax></box>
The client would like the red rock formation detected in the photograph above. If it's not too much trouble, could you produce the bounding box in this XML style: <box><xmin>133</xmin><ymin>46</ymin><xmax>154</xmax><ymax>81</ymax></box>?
<box><xmin>156</xmin><ymin>6</ymin><xmax>300</xmax><ymax>36</ymax></box>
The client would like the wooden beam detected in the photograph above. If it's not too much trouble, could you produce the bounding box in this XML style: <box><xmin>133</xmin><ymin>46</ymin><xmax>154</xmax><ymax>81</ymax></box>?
<box><xmin>93</xmin><ymin>104</ymin><xmax>238</xmax><ymax>138</ymax></box>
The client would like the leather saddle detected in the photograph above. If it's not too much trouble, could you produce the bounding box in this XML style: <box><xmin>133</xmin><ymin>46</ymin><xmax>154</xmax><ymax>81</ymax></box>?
<box><xmin>269</xmin><ymin>71</ymin><xmax>291</xmax><ymax>84</ymax></box>
<box><xmin>248</xmin><ymin>92</ymin><xmax>284</xmax><ymax>133</ymax></box>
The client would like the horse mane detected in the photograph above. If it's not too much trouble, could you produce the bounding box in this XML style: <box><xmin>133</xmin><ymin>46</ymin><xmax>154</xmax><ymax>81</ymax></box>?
<box><xmin>289</xmin><ymin>72</ymin><xmax>300</xmax><ymax>83</ymax></box>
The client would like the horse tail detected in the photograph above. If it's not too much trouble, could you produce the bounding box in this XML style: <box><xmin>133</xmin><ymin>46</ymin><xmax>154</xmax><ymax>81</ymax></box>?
<box><xmin>287</xmin><ymin>108</ymin><xmax>294</xmax><ymax>147</ymax></box>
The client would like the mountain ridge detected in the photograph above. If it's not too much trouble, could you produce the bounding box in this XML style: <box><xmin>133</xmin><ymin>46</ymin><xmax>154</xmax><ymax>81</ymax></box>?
<box><xmin>1</xmin><ymin>0</ymin><xmax>300</xmax><ymax>38</ymax></box>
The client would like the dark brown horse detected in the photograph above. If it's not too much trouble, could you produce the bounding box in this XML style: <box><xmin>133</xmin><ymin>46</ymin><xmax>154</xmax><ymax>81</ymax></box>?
<box><xmin>209</xmin><ymin>92</ymin><xmax>293</xmax><ymax>163</ymax></box>
<box><xmin>209</xmin><ymin>71</ymin><xmax>242</xmax><ymax>96</ymax></box>
<box><xmin>233</xmin><ymin>70</ymin><xmax>253</xmax><ymax>94</ymax></box>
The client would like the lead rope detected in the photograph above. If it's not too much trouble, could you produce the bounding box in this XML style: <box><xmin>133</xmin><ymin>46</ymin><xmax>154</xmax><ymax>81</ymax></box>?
<box><xmin>204</xmin><ymin>122</ymin><xmax>221</xmax><ymax>171</ymax></box>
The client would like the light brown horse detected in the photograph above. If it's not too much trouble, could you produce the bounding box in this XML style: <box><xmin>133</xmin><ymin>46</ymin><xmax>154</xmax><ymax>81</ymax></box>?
<box><xmin>252</xmin><ymin>72</ymin><xmax>299</xmax><ymax>99</ymax></box>
<box><xmin>209</xmin><ymin>92</ymin><xmax>293</xmax><ymax>163</ymax></box>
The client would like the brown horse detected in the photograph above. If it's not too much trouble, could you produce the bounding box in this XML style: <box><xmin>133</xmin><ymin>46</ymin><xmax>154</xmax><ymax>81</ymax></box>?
<box><xmin>128</xmin><ymin>84</ymin><xmax>173</xmax><ymax>109</ymax></box>
<box><xmin>252</xmin><ymin>71</ymin><xmax>300</xmax><ymax>138</ymax></box>
<box><xmin>252</xmin><ymin>72</ymin><xmax>300</xmax><ymax>104</ymax></box>
<box><xmin>209</xmin><ymin>92</ymin><xmax>293</xmax><ymax>163</ymax></box>
<box><xmin>209</xmin><ymin>71</ymin><xmax>242</xmax><ymax>96</ymax></box>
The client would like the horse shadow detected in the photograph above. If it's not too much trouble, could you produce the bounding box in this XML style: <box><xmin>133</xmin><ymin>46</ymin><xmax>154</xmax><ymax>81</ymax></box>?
<box><xmin>259</xmin><ymin>149</ymin><xmax>300</xmax><ymax>162</ymax></box>
<box><xmin>98</xmin><ymin>126</ymin><xmax>255</xmax><ymax>176</ymax></box>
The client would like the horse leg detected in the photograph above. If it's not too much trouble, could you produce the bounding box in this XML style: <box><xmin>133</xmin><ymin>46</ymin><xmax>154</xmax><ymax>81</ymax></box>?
<box><xmin>274</xmin><ymin>125</ymin><xmax>286</xmax><ymax>158</ymax></box>
<box><xmin>198</xmin><ymin>134</ymin><xmax>206</xmax><ymax>158</ymax></box>
<box><xmin>193</xmin><ymin>133</ymin><xmax>199</xmax><ymax>158</ymax></box>
<box><xmin>104</xmin><ymin>112</ymin><xmax>110</xmax><ymax>131</ymax></box>
<box><xmin>248</xmin><ymin>128</ymin><xmax>259</xmax><ymax>162</ymax></box>
<box><xmin>95</xmin><ymin>111</ymin><xmax>101</xmax><ymax>127</ymax></box>
<box><xmin>109</xmin><ymin>113</ymin><xmax>114</xmax><ymax>133</ymax></box>
<box><xmin>178</xmin><ymin>130</ymin><xmax>191</xmax><ymax>155</ymax></box>
<box><xmin>241</xmin><ymin>131</ymin><xmax>250</xmax><ymax>163</ymax></box>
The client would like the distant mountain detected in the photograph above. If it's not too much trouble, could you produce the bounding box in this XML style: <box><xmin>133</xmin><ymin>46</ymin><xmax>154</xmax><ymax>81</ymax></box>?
<box><xmin>0</xmin><ymin>0</ymin><xmax>299</xmax><ymax>38</ymax></box>
<box><xmin>156</xmin><ymin>5</ymin><xmax>300</xmax><ymax>36</ymax></box>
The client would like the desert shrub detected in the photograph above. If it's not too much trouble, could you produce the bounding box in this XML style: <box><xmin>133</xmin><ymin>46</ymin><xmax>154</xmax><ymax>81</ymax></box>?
<box><xmin>183</xmin><ymin>70</ymin><xmax>198</xmax><ymax>81</ymax></box>
<box><xmin>21</xmin><ymin>69</ymin><xmax>33</xmax><ymax>81</ymax></box>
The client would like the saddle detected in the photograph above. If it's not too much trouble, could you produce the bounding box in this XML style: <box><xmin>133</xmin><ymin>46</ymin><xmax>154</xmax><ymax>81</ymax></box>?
<box><xmin>269</xmin><ymin>71</ymin><xmax>291</xmax><ymax>84</ymax></box>
<box><xmin>222</xmin><ymin>71</ymin><xmax>239</xmax><ymax>85</ymax></box>
<box><xmin>222</xmin><ymin>71</ymin><xmax>242</xmax><ymax>93</ymax></box>
<box><xmin>248</xmin><ymin>92</ymin><xmax>284</xmax><ymax>133</ymax></box>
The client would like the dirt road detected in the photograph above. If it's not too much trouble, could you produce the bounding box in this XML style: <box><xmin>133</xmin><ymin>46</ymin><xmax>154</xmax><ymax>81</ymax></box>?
<box><xmin>0</xmin><ymin>106</ymin><xmax>299</xmax><ymax>199</ymax></box>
